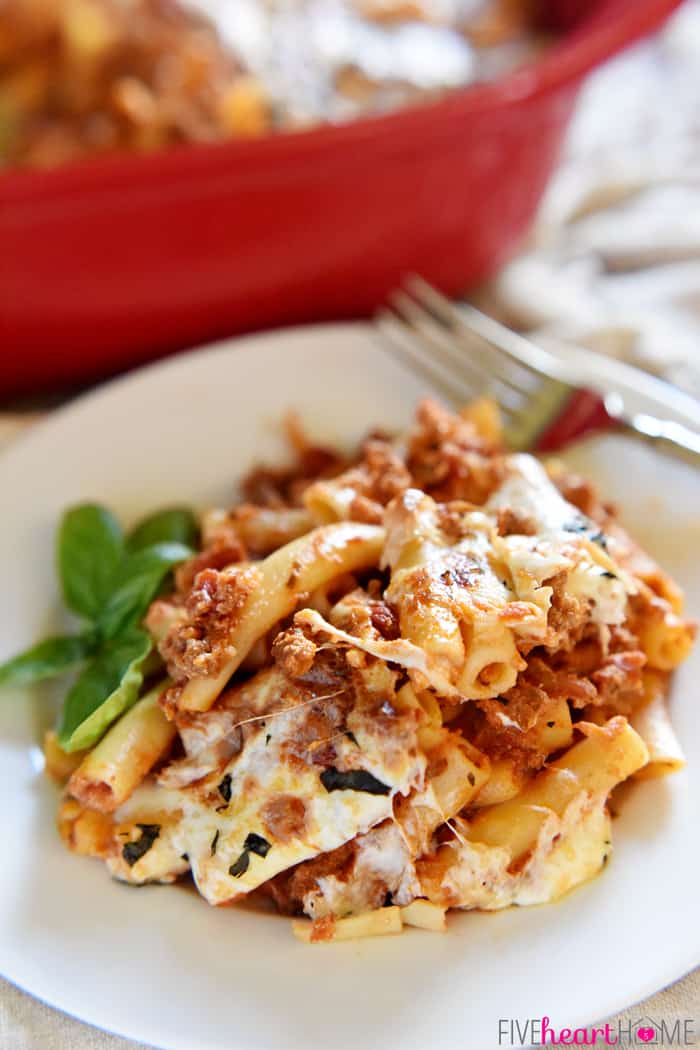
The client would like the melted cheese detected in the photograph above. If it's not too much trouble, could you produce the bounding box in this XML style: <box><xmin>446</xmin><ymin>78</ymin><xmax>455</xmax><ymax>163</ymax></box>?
<box><xmin>58</xmin><ymin>405</ymin><xmax>690</xmax><ymax>930</ymax></box>
<box><xmin>425</xmin><ymin>792</ymin><xmax>611</xmax><ymax>910</ymax></box>
<box><xmin>380</xmin><ymin>490</ymin><xmax>540</xmax><ymax>698</ymax></box>
<box><xmin>183</xmin><ymin>709</ymin><xmax>411</xmax><ymax>903</ymax></box>
<box><xmin>488</xmin><ymin>455</ymin><xmax>637</xmax><ymax>633</ymax></box>
<box><xmin>303</xmin><ymin>456</ymin><xmax>638</xmax><ymax>701</ymax></box>
<box><xmin>110</xmin><ymin>667</ymin><xmax>425</xmax><ymax>903</ymax></box>
<box><xmin>305</xmin><ymin>822</ymin><xmax>420</xmax><ymax>919</ymax></box>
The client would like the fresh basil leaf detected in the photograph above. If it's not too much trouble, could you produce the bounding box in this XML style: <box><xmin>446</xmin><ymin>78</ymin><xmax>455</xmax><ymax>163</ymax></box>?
<box><xmin>58</xmin><ymin>505</ymin><xmax>124</xmax><ymax>620</ymax></box>
<box><xmin>218</xmin><ymin>773</ymin><xmax>232</xmax><ymax>802</ymax></box>
<box><xmin>97</xmin><ymin>542</ymin><xmax>192</xmax><ymax>640</ymax></box>
<box><xmin>58</xmin><ymin>628</ymin><xmax>152</xmax><ymax>751</ymax></box>
<box><xmin>126</xmin><ymin>508</ymin><xmax>198</xmax><ymax>554</ymax></box>
<box><xmin>0</xmin><ymin>633</ymin><xmax>95</xmax><ymax>687</ymax></box>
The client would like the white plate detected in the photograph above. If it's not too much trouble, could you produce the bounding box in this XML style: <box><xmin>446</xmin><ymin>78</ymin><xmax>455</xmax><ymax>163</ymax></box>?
<box><xmin>0</xmin><ymin>323</ymin><xmax>698</xmax><ymax>1050</ymax></box>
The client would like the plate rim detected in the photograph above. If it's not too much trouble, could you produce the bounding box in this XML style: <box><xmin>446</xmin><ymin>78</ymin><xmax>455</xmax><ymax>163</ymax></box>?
<box><xmin>5</xmin><ymin>320</ymin><xmax>700</xmax><ymax>464</ymax></box>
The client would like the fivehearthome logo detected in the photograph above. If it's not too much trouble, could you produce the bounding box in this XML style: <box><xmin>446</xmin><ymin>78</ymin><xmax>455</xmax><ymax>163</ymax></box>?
<box><xmin>497</xmin><ymin>1015</ymin><xmax>696</xmax><ymax>1047</ymax></box>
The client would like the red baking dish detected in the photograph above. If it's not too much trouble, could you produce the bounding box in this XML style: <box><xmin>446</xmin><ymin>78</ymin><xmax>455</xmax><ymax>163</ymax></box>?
<box><xmin>0</xmin><ymin>0</ymin><xmax>682</xmax><ymax>396</ymax></box>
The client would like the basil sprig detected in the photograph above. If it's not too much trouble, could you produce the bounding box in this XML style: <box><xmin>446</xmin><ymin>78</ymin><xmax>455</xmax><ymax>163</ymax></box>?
<box><xmin>126</xmin><ymin>507</ymin><xmax>198</xmax><ymax>554</ymax></box>
<box><xmin>0</xmin><ymin>503</ymin><xmax>196</xmax><ymax>751</ymax></box>
<box><xmin>96</xmin><ymin>542</ymin><xmax>194</xmax><ymax>641</ymax></box>
<box><xmin>58</xmin><ymin>628</ymin><xmax>153</xmax><ymax>752</ymax></box>
<box><xmin>58</xmin><ymin>505</ymin><xmax>124</xmax><ymax>620</ymax></box>
<box><xmin>0</xmin><ymin>633</ymin><xmax>96</xmax><ymax>688</ymax></box>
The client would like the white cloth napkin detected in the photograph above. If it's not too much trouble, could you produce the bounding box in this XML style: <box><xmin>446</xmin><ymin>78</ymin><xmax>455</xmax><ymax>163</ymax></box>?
<box><xmin>480</xmin><ymin>0</ymin><xmax>700</xmax><ymax>401</ymax></box>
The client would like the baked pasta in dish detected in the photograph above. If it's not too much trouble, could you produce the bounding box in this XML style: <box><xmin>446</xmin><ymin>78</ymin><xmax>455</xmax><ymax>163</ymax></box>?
<box><xmin>21</xmin><ymin>400</ymin><xmax>697</xmax><ymax>941</ymax></box>
<box><xmin>1</xmin><ymin>0</ymin><xmax>547</xmax><ymax>170</ymax></box>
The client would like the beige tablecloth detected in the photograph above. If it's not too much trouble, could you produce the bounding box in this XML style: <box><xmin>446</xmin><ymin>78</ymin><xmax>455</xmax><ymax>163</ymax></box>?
<box><xmin>3</xmin><ymin>965</ymin><xmax>697</xmax><ymax>1050</ymax></box>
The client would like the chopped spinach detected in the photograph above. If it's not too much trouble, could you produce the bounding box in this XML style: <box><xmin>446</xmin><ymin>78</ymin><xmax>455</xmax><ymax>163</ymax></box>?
<box><xmin>229</xmin><ymin>852</ymin><xmax>250</xmax><ymax>878</ymax></box>
<box><xmin>320</xmin><ymin>766</ymin><xmax>391</xmax><ymax>796</ymax></box>
<box><xmin>210</xmin><ymin>830</ymin><xmax>220</xmax><ymax>856</ymax></box>
<box><xmin>562</xmin><ymin>515</ymin><xmax>591</xmax><ymax>535</ymax></box>
<box><xmin>122</xmin><ymin>824</ymin><xmax>160</xmax><ymax>867</ymax></box>
<box><xmin>218</xmin><ymin>773</ymin><xmax>232</xmax><ymax>803</ymax></box>
<box><xmin>229</xmin><ymin>832</ymin><xmax>272</xmax><ymax>877</ymax></box>
<box><xmin>563</xmin><ymin>517</ymin><xmax>609</xmax><ymax>551</ymax></box>
<box><xmin>243</xmin><ymin>833</ymin><xmax>271</xmax><ymax>858</ymax></box>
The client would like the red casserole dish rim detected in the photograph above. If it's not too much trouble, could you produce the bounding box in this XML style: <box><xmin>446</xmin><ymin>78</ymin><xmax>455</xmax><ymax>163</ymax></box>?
<box><xmin>0</xmin><ymin>0</ymin><xmax>683</xmax><ymax>197</ymax></box>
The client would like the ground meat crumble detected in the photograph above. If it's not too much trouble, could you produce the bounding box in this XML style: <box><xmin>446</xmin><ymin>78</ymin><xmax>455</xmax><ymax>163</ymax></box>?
<box><xmin>159</xmin><ymin>564</ymin><xmax>260</xmax><ymax>681</ymax></box>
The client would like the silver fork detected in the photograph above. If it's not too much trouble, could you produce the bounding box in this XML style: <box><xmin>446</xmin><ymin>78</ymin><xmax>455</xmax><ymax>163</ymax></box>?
<box><xmin>376</xmin><ymin>275</ymin><xmax>700</xmax><ymax>464</ymax></box>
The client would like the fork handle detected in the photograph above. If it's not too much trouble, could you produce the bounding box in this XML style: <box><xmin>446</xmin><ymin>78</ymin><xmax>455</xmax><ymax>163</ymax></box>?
<box><xmin>535</xmin><ymin>387</ymin><xmax>700</xmax><ymax>466</ymax></box>
<box><xmin>535</xmin><ymin>389</ymin><xmax>612</xmax><ymax>452</ymax></box>
<box><xmin>605</xmin><ymin>395</ymin><xmax>700</xmax><ymax>468</ymax></box>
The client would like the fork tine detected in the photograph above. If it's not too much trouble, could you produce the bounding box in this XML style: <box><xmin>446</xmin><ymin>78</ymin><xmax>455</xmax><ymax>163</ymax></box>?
<box><xmin>389</xmin><ymin>290</ymin><xmax>494</xmax><ymax>391</ymax></box>
<box><xmin>406</xmin><ymin>274</ymin><xmax>570</xmax><ymax>384</ymax></box>
<box><xmin>398</xmin><ymin>279</ymin><xmax>541</xmax><ymax>396</ymax></box>
<box><xmin>375</xmin><ymin>310</ymin><xmax>480</xmax><ymax>409</ymax></box>
<box><xmin>389</xmin><ymin>290</ymin><xmax>524</xmax><ymax>413</ymax></box>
